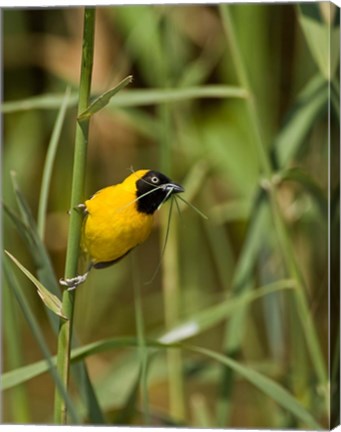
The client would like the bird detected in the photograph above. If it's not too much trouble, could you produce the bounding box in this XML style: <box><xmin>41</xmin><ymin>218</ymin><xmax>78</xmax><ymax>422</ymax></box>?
<box><xmin>60</xmin><ymin>169</ymin><xmax>184</xmax><ymax>289</ymax></box>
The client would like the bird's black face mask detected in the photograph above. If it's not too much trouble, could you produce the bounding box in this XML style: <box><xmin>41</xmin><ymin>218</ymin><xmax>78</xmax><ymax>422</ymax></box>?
<box><xmin>136</xmin><ymin>170</ymin><xmax>184</xmax><ymax>215</ymax></box>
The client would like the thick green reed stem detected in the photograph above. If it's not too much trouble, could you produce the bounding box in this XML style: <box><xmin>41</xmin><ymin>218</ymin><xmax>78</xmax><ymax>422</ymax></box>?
<box><xmin>54</xmin><ymin>8</ymin><xmax>95</xmax><ymax>424</ymax></box>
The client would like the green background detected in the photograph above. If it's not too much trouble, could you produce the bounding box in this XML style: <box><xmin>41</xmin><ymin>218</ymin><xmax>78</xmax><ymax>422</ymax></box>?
<box><xmin>2</xmin><ymin>3</ymin><xmax>340</xmax><ymax>428</ymax></box>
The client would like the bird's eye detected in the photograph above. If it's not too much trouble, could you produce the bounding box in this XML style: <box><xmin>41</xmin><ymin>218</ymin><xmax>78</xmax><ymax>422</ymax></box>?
<box><xmin>150</xmin><ymin>176</ymin><xmax>159</xmax><ymax>184</ymax></box>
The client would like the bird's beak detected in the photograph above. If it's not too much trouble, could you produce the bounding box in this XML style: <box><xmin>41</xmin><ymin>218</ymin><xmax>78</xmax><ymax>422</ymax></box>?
<box><xmin>163</xmin><ymin>182</ymin><xmax>185</xmax><ymax>194</ymax></box>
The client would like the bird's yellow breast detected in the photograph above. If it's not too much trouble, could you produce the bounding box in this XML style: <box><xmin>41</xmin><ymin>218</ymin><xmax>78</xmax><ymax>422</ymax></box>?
<box><xmin>82</xmin><ymin>171</ymin><xmax>153</xmax><ymax>264</ymax></box>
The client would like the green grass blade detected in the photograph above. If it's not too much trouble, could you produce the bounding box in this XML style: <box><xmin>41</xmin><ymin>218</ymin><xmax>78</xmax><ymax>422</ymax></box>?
<box><xmin>78</xmin><ymin>75</ymin><xmax>133</xmax><ymax>121</ymax></box>
<box><xmin>216</xmin><ymin>189</ymin><xmax>269</xmax><ymax>425</ymax></box>
<box><xmin>3</xmin><ymin>258</ymin><xmax>80</xmax><ymax>423</ymax></box>
<box><xmin>10</xmin><ymin>171</ymin><xmax>39</xmax><ymax>237</ymax></box>
<box><xmin>131</xmin><ymin>253</ymin><xmax>150</xmax><ymax>424</ymax></box>
<box><xmin>113</xmin><ymin>368</ymin><xmax>141</xmax><ymax>424</ymax></box>
<box><xmin>298</xmin><ymin>4</ymin><xmax>340</xmax><ymax>80</ymax></box>
<box><xmin>158</xmin><ymin>279</ymin><xmax>295</xmax><ymax>344</ymax></box>
<box><xmin>7</xmin><ymin>173</ymin><xmax>62</xmax><ymax>308</ymax></box>
<box><xmin>268</xmin><ymin>199</ymin><xmax>328</xmax><ymax>390</ymax></box>
<box><xmin>37</xmin><ymin>86</ymin><xmax>71</xmax><ymax>239</ymax></box>
<box><xmin>5</xmin><ymin>251</ymin><xmax>66</xmax><ymax>320</ymax></box>
<box><xmin>187</xmin><ymin>345</ymin><xmax>323</xmax><ymax>429</ymax></box>
<box><xmin>2</xmin><ymin>358</ymin><xmax>54</xmax><ymax>391</ymax></box>
<box><xmin>3</xmin><ymin>203</ymin><xmax>40</xmax><ymax>264</ymax></box>
<box><xmin>3</xmin><ymin>197</ymin><xmax>64</xmax><ymax>331</ymax></box>
<box><xmin>2</xmin><ymin>281</ymin><xmax>31</xmax><ymax>422</ymax></box>
<box><xmin>1</xmin><ymin>85</ymin><xmax>247</xmax><ymax>113</ymax></box>
<box><xmin>2</xmin><ymin>334</ymin><xmax>323</xmax><ymax>429</ymax></box>
<box><xmin>108</xmin><ymin>85</ymin><xmax>248</xmax><ymax>107</ymax></box>
<box><xmin>4</xmin><ymin>192</ymin><xmax>61</xmax><ymax>304</ymax></box>
<box><xmin>2</xmin><ymin>337</ymin><xmax>144</xmax><ymax>390</ymax></box>
<box><xmin>175</xmin><ymin>195</ymin><xmax>208</xmax><ymax>220</ymax></box>
<box><xmin>72</xmin><ymin>362</ymin><xmax>105</xmax><ymax>424</ymax></box>
<box><xmin>219</xmin><ymin>4</ymin><xmax>272</xmax><ymax>177</ymax></box>
<box><xmin>0</xmin><ymin>93</ymin><xmax>79</xmax><ymax>113</ymax></box>
<box><xmin>272</xmin><ymin>74</ymin><xmax>328</xmax><ymax>168</ymax></box>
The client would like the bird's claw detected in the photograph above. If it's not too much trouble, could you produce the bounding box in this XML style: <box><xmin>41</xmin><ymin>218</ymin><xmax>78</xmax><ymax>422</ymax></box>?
<box><xmin>67</xmin><ymin>203</ymin><xmax>87</xmax><ymax>216</ymax></box>
<box><xmin>59</xmin><ymin>272</ymin><xmax>89</xmax><ymax>291</ymax></box>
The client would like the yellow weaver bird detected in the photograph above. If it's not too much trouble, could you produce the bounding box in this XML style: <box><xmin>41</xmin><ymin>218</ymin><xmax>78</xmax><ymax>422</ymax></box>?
<box><xmin>60</xmin><ymin>169</ymin><xmax>184</xmax><ymax>289</ymax></box>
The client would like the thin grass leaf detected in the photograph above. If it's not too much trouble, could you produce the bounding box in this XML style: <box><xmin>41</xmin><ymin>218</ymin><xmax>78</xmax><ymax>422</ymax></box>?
<box><xmin>219</xmin><ymin>4</ymin><xmax>272</xmax><ymax>178</ymax></box>
<box><xmin>4</xmin><ymin>251</ymin><xmax>67</xmax><ymax>320</ymax></box>
<box><xmin>37</xmin><ymin>86</ymin><xmax>71</xmax><ymax>239</ymax></box>
<box><xmin>1</xmin><ymin>85</ymin><xmax>247</xmax><ymax>113</ymax></box>
<box><xmin>298</xmin><ymin>4</ymin><xmax>340</xmax><ymax>80</ymax></box>
<box><xmin>5</xmin><ymin>176</ymin><xmax>61</xmax><ymax>300</ymax></box>
<box><xmin>175</xmin><ymin>195</ymin><xmax>208</xmax><ymax>220</ymax></box>
<box><xmin>108</xmin><ymin>85</ymin><xmax>248</xmax><ymax>107</ymax></box>
<box><xmin>131</xmin><ymin>252</ymin><xmax>150</xmax><ymax>423</ymax></box>
<box><xmin>10</xmin><ymin>171</ymin><xmax>39</xmax><ymax>238</ymax></box>
<box><xmin>187</xmin><ymin>345</ymin><xmax>323</xmax><ymax>429</ymax></box>
<box><xmin>113</xmin><ymin>6</ymin><xmax>165</xmax><ymax>85</ymax></box>
<box><xmin>3</xmin><ymin>259</ymin><xmax>79</xmax><ymax>424</ymax></box>
<box><xmin>78</xmin><ymin>75</ymin><xmax>133</xmax><ymax>121</ymax></box>
<box><xmin>3</xmin><ymin>203</ymin><xmax>39</xmax><ymax>262</ymax></box>
<box><xmin>0</xmin><ymin>92</ymin><xmax>79</xmax><ymax>113</ymax></box>
<box><xmin>8</xmin><ymin>172</ymin><xmax>63</xmax><ymax>305</ymax></box>
<box><xmin>158</xmin><ymin>279</ymin><xmax>296</xmax><ymax>344</ymax></box>
<box><xmin>2</xmin><ymin>334</ymin><xmax>322</xmax><ymax>429</ymax></box>
<box><xmin>113</xmin><ymin>368</ymin><xmax>141</xmax><ymax>424</ymax></box>
<box><xmin>1</xmin><ymin>337</ymin><xmax>143</xmax><ymax>390</ymax></box>
<box><xmin>228</xmin><ymin>189</ymin><xmax>269</xmax><ymax>294</ymax></box>
<box><xmin>4</xmin><ymin>197</ymin><xmax>103</xmax><ymax>422</ymax></box>
<box><xmin>272</xmin><ymin>74</ymin><xmax>328</xmax><ymax>168</ymax></box>
<box><xmin>2</xmin><ymin>357</ymin><xmax>52</xmax><ymax>391</ymax></box>
<box><xmin>217</xmin><ymin>188</ymin><xmax>269</xmax><ymax>425</ymax></box>
<box><xmin>73</xmin><ymin>362</ymin><xmax>105</xmax><ymax>424</ymax></box>
<box><xmin>2</xmin><ymin>281</ymin><xmax>31</xmax><ymax>422</ymax></box>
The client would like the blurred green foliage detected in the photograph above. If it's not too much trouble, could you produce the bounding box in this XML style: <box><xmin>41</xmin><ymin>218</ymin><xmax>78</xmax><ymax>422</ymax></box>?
<box><xmin>2</xmin><ymin>3</ymin><xmax>339</xmax><ymax>428</ymax></box>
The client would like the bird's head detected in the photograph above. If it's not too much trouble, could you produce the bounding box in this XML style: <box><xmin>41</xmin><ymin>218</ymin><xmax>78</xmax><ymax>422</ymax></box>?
<box><xmin>127</xmin><ymin>169</ymin><xmax>184</xmax><ymax>214</ymax></box>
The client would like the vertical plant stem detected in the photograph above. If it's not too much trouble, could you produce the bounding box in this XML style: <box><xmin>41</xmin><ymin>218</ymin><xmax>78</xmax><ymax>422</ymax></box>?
<box><xmin>219</xmin><ymin>4</ymin><xmax>272</xmax><ymax>179</ymax></box>
<box><xmin>162</xmin><ymin>216</ymin><xmax>185</xmax><ymax>420</ymax></box>
<box><xmin>159</xmin><ymin>104</ymin><xmax>185</xmax><ymax>422</ymax></box>
<box><xmin>131</xmin><ymin>253</ymin><xmax>150</xmax><ymax>424</ymax></box>
<box><xmin>268</xmin><ymin>188</ymin><xmax>328</xmax><ymax>386</ymax></box>
<box><xmin>54</xmin><ymin>8</ymin><xmax>96</xmax><ymax>424</ymax></box>
<box><xmin>158</xmin><ymin>16</ymin><xmax>185</xmax><ymax>420</ymax></box>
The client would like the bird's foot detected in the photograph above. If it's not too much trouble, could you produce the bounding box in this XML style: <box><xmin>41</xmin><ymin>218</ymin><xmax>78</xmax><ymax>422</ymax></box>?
<box><xmin>67</xmin><ymin>203</ymin><xmax>87</xmax><ymax>216</ymax></box>
<box><xmin>59</xmin><ymin>272</ymin><xmax>89</xmax><ymax>291</ymax></box>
